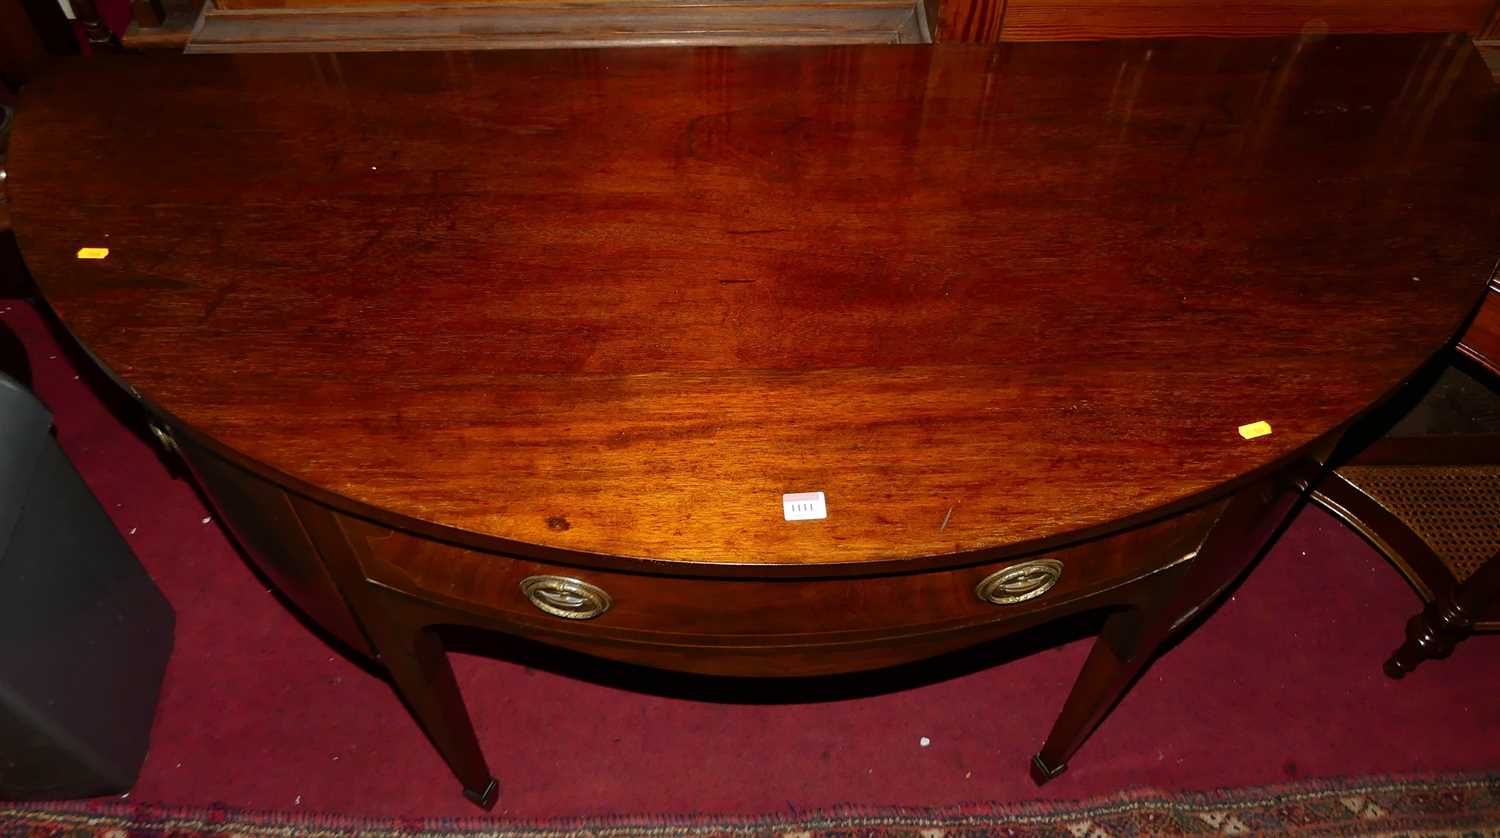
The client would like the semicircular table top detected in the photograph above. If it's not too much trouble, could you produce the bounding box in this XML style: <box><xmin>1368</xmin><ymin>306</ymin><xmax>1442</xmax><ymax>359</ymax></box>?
<box><xmin>8</xmin><ymin>35</ymin><xmax>1499</xmax><ymax>571</ymax></box>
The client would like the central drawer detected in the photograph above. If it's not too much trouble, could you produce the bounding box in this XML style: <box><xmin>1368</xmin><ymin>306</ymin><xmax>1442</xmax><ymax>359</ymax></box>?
<box><xmin>333</xmin><ymin>500</ymin><xmax>1225</xmax><ymax>647</ymax></box>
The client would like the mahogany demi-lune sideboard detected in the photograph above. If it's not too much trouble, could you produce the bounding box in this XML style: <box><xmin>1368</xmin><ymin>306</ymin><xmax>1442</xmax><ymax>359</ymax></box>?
<box><xmin>7</xmin><ymin>34</ymin><xmax>1499</xmax><ymax>806</ymax></box>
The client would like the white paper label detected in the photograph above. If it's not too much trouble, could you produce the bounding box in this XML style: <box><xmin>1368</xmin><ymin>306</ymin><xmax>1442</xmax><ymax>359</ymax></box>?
<box><xmin>782</xmin><ymin>491</ymin><xmax>827</xmax><ymax>521</ymax></box>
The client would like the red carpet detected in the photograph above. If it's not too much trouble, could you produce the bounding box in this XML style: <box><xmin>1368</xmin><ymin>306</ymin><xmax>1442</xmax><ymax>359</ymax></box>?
<box><xmin>4</xmin><ymin>297</ymin><xmax>1499</xmax><ymax>819</ymax></box>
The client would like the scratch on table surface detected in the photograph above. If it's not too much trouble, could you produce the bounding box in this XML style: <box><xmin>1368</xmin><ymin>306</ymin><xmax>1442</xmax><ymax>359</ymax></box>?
<box><xmin>200</xmin><ymin>279</ymin><xmax>241</xmax><ymax>323</ymax></box>
<box><xmin>345</xmin><ymin>226</ymin><xmax>389</xmax><ymax>266</ymax></box>
<box><xmin>940</xmin><ymin>506</ymin><xmax>954</xmax><ymax>531</ymax></box>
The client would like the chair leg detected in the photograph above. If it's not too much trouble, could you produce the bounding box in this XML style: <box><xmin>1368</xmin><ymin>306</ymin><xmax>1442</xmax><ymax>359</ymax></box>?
<box><xmin>1385</xmin><ymin>548</ymin><xmax>1500</xmax><ymax>678</ymax></box>
<box><xmin>1032</xmin><ymin>477</ymin><xmax>1303</xmax><ymax>783</ymax></box>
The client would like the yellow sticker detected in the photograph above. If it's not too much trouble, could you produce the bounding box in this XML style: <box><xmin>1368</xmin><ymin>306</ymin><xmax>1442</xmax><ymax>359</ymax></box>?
<box><xmin>1238</xmin><ymin>420</ymin><xmax>1272</xmax><ymax>440</ymax></box>
<box><xmin>76</xmin><ymin>247</ymin><xmax>110</xmax><ymax>260</ymax></box>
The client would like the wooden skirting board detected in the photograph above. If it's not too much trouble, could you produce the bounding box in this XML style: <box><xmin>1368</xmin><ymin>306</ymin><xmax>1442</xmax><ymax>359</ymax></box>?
<box><xmin>185</xmin><ymin>0</ymin><xmax>930</xmax><ymax>52</ymax></box>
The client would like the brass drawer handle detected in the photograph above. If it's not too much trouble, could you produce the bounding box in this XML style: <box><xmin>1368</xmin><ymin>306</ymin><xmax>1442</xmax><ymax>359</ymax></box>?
<box><xmin>148</xmin><ymin>421</ymin><xmax>180</xmax><ymax>455</ymax></box>
<box><xmin>520</xmin><ymin>575</ymin><xmax>612</xmax><ymax>620</ymax></box>
<box><xmin>976</xmin><ymin>559</ymin><xmax>1063</xmax><ymax>605</ymax></box>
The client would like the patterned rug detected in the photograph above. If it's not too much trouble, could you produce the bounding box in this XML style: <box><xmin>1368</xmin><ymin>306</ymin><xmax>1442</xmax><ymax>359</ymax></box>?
<box><xmin>1</xmin><ymin>774</ymin><xmax>1497</xmax><ymax>837</ymax></box>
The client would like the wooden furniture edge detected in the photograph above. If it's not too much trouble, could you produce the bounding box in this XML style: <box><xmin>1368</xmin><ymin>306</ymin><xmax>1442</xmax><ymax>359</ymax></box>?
<box><xmin>49</xmin><ymin>267</ymin><xmax>1465</xmax><ymax>580</ymax></box>
<box><xmin>146</xmin><ymin>401</ymin><xmax>1301</xmax><ymax>581</ymax></box>
<box><xmin>936</xmin><ymin>0</ymin><xmax>1498</xmax><ymax>44</ymax></box>
<box><xmin>185</xmin><ymin>0</ymin><xmax>930</xmax><ymax>52</ymax></box>
<box><xmin>125</xmin><ymin>17</ymin><xmax>195</xmax><ymax>48</ymax></box>
<box><xmin>1455</xmin><ymin>277</ymin><xmax>1500</xmax><ymax>372</ymax></box>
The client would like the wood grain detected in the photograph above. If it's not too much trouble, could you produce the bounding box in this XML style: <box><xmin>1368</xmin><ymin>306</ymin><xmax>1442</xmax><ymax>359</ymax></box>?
<box><xmin>9</xmin><ymin>36</ymin><xmax>1499</xmax><ymax>572</ymax></box>
<box><xmin>188</xmin><ymin>0</ymin><xmax>929</xmax><ymax>53</ymax></box>
<box><xmin>938</xmin><ymin>0</ymin><xmax>1004</xmax><ymax>42</ymax></box>
<box><xmin>938</xmin><ymin>0</ymin><xmax>1494</xmax><ymax>42</ymax></box>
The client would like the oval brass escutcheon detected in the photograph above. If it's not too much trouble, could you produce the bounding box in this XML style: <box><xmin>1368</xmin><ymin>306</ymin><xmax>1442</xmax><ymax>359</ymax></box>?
<box><xmin>520</xmin><ymin>575</ymin><xmax>613</xmax><ymax>620</ymax></box>
<box><xmin>975</xmin><ymin>559</ymin><xmax>1064</xmax><ymax>605</ymax></box>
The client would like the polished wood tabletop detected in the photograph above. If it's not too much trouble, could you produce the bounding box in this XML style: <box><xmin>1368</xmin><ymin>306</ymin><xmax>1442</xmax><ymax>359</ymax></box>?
<box><xmin>9</xmin><ymin>35</ymin><xmax>1498</xmax><ymax>571</ymax></box>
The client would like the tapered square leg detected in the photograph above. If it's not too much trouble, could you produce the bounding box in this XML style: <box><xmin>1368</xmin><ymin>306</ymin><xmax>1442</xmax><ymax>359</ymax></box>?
<box><xmin>1030</xmin><ymin>753</ymin><xmax>1066</xmax><ymax>784</ymax></box>
<box><xmin>1032</xmin><ymin>477</ymin><xmax>1304</xmax><ymax>782</ymax></box>
<box><xmin>464</xmin><ymin>777</ymin><xmax>500</xmax><ymax>809</ymax></box>
<box><xmin>361</xmin><ymin>606</ymin><xmax>499</xmax><ymax>809</ymax></box>
<box><xmin>288</xmin><ymin>499</ymin><xmax>502</xmax><ymax>809</ymax></box>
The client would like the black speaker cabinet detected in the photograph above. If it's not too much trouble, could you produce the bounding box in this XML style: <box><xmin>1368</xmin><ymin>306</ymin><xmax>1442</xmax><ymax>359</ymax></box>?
<box><xmin>0</xmin><ymin>374</ymin><xmax>175</xmax><ymax>799</ymax></box>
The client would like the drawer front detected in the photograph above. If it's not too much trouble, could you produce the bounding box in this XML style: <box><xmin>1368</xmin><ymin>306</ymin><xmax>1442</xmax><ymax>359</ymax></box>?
<box><xmin>335</xmin><ymin>500</ymin><xmax>1225</xmax><ymax>646</ymax></box>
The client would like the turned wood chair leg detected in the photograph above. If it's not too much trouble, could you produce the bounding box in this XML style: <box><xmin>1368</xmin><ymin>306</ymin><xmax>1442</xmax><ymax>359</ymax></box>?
<box><xmin>66</xmin><ymin>0</ymin><xmax>117</xmax><ymax>48</ymax></box>
<box><xmin>359</xmin><ymin>605</ymin><xmax>498</xmax><ymax>808</ymax></box>
<box><xmin>1385</xmin><ymin>549</ymin><xmax>1500</xmax><ymax>678</ymax></box>
<box><xmin>1032</xmin><ymin>478</ymin><xmax>1303</xmax><ymax>783</ymax></box>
